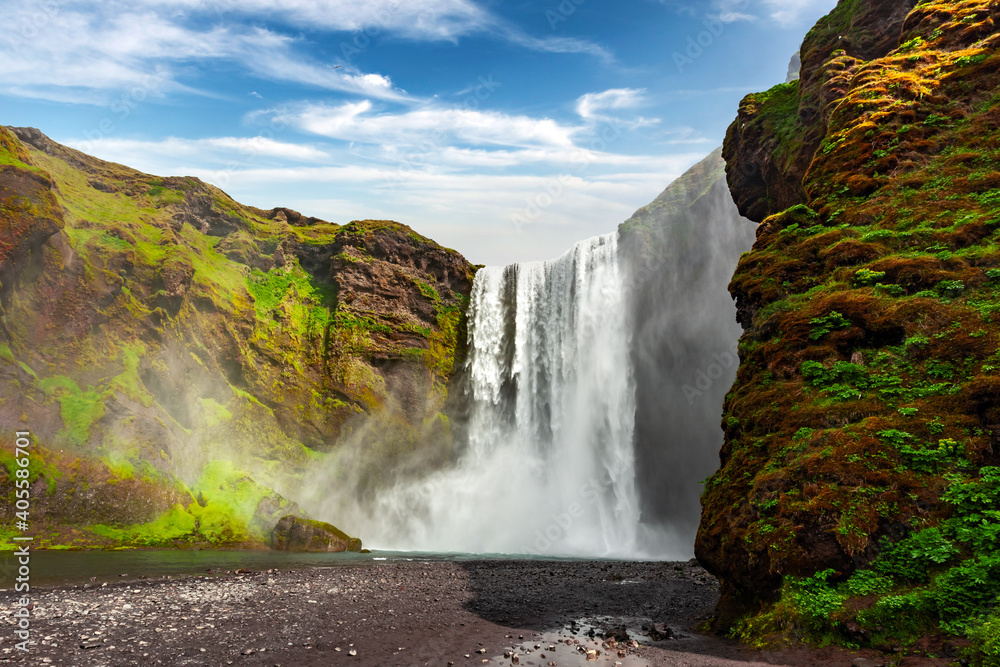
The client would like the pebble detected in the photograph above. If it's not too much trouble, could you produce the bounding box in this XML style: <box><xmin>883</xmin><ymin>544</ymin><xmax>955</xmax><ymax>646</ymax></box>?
<box><xmin>852</xmin><ymin>660</ymin><xmax>885</xmax><ymax>667</ymax></box>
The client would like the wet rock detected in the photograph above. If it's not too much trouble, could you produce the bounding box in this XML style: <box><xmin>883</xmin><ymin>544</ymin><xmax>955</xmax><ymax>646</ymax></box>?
<box><xmin>269</xmin><ymin>515</ymin><xmax>362</xmax><ymax>552</ymax></box>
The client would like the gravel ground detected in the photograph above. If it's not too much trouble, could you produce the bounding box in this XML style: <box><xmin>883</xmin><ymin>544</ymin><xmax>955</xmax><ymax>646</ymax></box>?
<box><xmin>0</xmin><ymin>559</ymin><xmax>948</xmax><ymax>666</ymax></box>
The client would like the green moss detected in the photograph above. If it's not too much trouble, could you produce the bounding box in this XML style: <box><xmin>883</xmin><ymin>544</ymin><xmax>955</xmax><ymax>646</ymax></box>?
<box><xmin>81</xmin><ymin>461</ymin><xmax>289</xmax><ymax>547</ymax></box>
<box><xmin>108</xmin><ymin>344</ymin><xmax>153</xmax><ymax>406</ymax></box>
<box><xmin>187</xmin><ymin>460</ymin><xmax>285</xmax><ymax>543</ymax></box>
<box><xmin>198</xmin><ymin>398</ymin><xmax>233</xmax><ymax>427</ymax></box>
<box><xmin>100</xmin><ymin>455</ymin><xmax>136</xmax><ymax>480</ymax></box>
<box><xmin>146</xmin><ymin>185</ymin><xmax>185</xmax><ymax>205</ymax></box>
<box><xmin>38</xmin><ymin>375</ymin><xmax>106</xmax><ymax>446</ymax></box>
<box><xmin>88</xmin><ymin>505</ymin><xmax>197</xmax><ymax>545</ymax></box>
<box><xmin>17</xmin><ymin>361</ymin><xmax>38</xmax><ymax>380</ymax></box>
<box><xmin>0</xmin><ymin>344</ymin><xmax>14</xmax><ymax>363</ymax></box>
<box><xmin>742</xmin><ymin>81</ymin><xmax>803</xmax><ymax>171</ymax></box>
<box><xmin>0</xmin><ymin>445</ymin><xmax>60</xmax><ymax>496</ymax></box>
<box><xmin>0</xmin><ymin>129</ymin><xmax>43</xmax><ymax>174</ymax></box>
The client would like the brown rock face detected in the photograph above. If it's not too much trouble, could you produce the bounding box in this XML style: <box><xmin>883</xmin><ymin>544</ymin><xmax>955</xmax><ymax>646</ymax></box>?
<box><xmin>270</xmin><ymin>515</ymin><xmax>363</xmax><ymax>552</ymax></box>
<box><xmin>723</xmin><ymin>0</ymin><xmax>919</xmax><ymax>222</ymax></box>
<box><xmin>0</xmin><ymin>130</ymin><xmax>64</xmax><ymax>302</ymax></box>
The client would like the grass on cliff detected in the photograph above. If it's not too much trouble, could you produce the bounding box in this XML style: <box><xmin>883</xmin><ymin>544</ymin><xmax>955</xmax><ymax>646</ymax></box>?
<box><xmin>710</xmin><ymin>1</ymin><xmax>1000</xmax><ymax>662</ymax></box>
<box><xmin>736</xmin><ymin>468</ymin><xmax>1000</xmax><ymax>662</ymax></box>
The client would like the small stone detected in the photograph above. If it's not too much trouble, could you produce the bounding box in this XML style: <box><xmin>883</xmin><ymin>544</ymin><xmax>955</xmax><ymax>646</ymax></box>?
<box><xmin>348</xmin><ymin>649</ymin><xmax>357</xmax><ymax>657</ymax></box>
<box><xmin>586</xmin><ymin>649</ymin><xmax>599</xmax><ymax>661</ymax></box>
<box><xmin>852</xmin><ymin>660</ymin><xmax>884</xmax><ymax>667</ymax></box>
<box><xmin>478</xmin><ymin>648</ymin><xmax>486</xmax><ymax>654</ymax></box>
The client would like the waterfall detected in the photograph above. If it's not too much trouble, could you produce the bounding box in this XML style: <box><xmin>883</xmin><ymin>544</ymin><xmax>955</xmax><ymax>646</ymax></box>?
<box><xmin>327</xmin><ymin>232</ymin><xmax>647</xmax><ymax>557</ymax></box>
<box><xmin>458</xmin><ymin>232</ymin><xmax>639</xmax><ymax>556</ymax></box>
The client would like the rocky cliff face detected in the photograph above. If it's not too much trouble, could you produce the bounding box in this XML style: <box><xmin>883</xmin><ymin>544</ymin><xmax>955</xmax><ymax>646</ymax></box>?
<box><xmin>0</xmin><ymin>127</ymin><xmax>474</xmax><ymax>548</ymax></box>
<box><xmin>619</xmin><ymin>149</ymin><xmax>756</xmax><ymax>547</ymax></box>
<box><xmin>701</xmin><ymin>0</ymin><xmax>1000</xmax><ymax>655</ymax></box>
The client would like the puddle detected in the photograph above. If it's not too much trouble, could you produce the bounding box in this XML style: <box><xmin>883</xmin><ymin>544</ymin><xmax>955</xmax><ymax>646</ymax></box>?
<box><xmin>488</xmin><ymin>617</ymin><xmax>687</xmax><ymax>666</ymax></box>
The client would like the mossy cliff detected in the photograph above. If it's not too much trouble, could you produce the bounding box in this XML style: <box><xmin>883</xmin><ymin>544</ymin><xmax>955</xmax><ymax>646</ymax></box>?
<box><xmin>0</xmin><ymin>126</ymin><xmax>474</xmax><ymax>550</ymax></box>
<box><xmin>699</xmin><ymin>0</ymin><xmax>1000</xmax><ymax>658</ymax></box>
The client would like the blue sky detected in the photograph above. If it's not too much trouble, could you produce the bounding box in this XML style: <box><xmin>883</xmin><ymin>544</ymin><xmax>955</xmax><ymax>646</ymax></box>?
<box><xmin>1</xmin><ymin>0</ymin><xmax>837</xmax><ymax>265</ymax></box>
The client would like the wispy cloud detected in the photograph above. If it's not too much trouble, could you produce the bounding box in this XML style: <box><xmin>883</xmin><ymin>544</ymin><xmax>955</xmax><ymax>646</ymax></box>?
<box><xmin>661</xmin><ymin>0</ymin><xmax>836</xmax><ymax>27</ymax></box>
<box><xmin>576</xmin><ymin>88</ymin><xmax>646</xmax><ymax>120</ymax></box>
<box><xmin>708</xmin><ymin>0</ymin><xmax>837</xmax><ymax>26</ymax></box>
<box><xmin>148</xmin><ymin>0</ymin><xmax>612</xmax><ymax>58</ymax></box>
<box><xmin>0</xmin><ymin>3</ymin><xmax>408</xmax><ymax>103</ymax></box>
<box><xmin>63</xmin><ymin>136</ymin><xmax>330</xmax><ymax>171</ymax></box>
<box><xmin>273</xmin><ymin>101</ymin><xmax>582</xmax><ymax>149</ymax></box>
<box><xmin>0</xmin><ymin>0</ymin><xmax>610</xmax><ymax>105</ymax></box>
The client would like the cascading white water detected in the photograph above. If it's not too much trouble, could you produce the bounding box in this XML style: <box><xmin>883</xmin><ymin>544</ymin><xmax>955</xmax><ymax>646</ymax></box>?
<box><xmin>346</xmin><ymin>232</ymin><xmax>642</xmax><ymax>557</ymax></box>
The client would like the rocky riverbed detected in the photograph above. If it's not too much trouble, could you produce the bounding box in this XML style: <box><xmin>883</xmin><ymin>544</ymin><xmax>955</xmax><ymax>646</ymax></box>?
<box><xmin>0</xmin><ymin>559</ymin><xmax>946</xmax><ymax>666</ymax></box>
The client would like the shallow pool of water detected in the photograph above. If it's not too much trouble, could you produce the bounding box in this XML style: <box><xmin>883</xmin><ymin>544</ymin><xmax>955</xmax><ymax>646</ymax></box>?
<box><xmin>0</xmin><ymin>549</ymin><xmax>609</xmax><ymax>588</ymax></box>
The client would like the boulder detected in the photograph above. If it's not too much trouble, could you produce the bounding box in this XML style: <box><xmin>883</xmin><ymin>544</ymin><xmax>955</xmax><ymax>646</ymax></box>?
<box><xmin>269</xmin><ymin>515</ymin><xmax>362</xmax><ymax>552</ymax></box>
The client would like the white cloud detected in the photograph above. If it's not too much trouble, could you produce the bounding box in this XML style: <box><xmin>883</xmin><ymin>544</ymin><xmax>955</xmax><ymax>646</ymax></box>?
<box><xmin>0</xmin><ymin>0</ymin><xmax>610</xmax><ymax>104</ymax></box>
<box><xmin>132</xmin><ymin>0</ymin><xmax>494</xmax><ymax>41</ymax></box>
<box><xmin>759</xmin><ymin>0</ymin><xmax>839</xmax><ymax>28</ymax></box>
<box><xmin>576</xmin><ymin>88</ymin><xmax>646</xmax><ymax>120</ymax></box>
<box><xmin>63</xmin><ymin>136</ymin><xmax>330</xmax><ymax>173</ymax></box>
<box><xmin>709</xmin><ymin>0</ymin><xmax>837</xmax><ymax>26</ymax></box>
<box><xmin>209</xmin><ymin>156</ymin><xmax>703</xmax><ymax>264</ymax></box>
<box><xmin>279</xmin><ymin>101</ymin><xmax>582</xmax><ymax>149</ymax></box>
<box><xmin>139</xmin><ymin>0</ymin><xmax>611</xmax><ymax>58</ymax></box>
<box><xmin>0</xmin><ymin>3</ymin><xmax>408</xmax><ymax>103</ymax></box>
